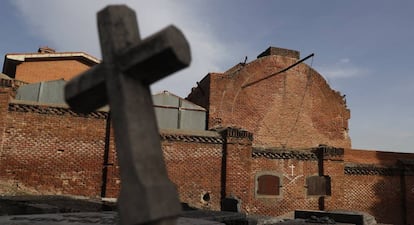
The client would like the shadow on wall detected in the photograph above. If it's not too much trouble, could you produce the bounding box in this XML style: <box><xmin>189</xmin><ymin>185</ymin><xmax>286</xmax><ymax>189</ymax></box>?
<box><xmin>369</xmin><ymin>152</ymin><xmax>414</xmax><ymax>224</ymax></box>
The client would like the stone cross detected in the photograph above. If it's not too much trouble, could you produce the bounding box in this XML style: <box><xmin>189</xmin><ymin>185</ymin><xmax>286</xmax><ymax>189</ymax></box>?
<box><xmin>64</xmin><ymin>5</ymin><xmax>191</xmax><ymax>225</ymax></box>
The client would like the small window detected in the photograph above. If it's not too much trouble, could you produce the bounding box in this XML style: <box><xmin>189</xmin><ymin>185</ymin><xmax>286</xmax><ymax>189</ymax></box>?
<box><xmin>256</xmin><ymin>174</ymin><xmax>280</xmax><ymax>196</ymax></box>
<box><xmin>306</xmin><ymin>175</ymin><xmax>331</xmax><ymax>196</ymax></box>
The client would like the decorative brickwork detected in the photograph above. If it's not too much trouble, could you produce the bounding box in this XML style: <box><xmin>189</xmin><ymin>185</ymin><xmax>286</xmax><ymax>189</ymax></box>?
<box><xmin>8</xmin><ymin>102</ymin><xmax>108</xmax><ymax>119</ymax></box>
<box><xmin>344</xmin><ymin>164</ymin><xmax>400</xmax><ymax>176</ymax></box>
<box><xmin>342</xmin><ymin>173</ymin><xmax>404</xmax><ymax>224</ymax></box>
<box><xmin>252</xmin><ymin>148</ymin><xmax>317</xmax><ymax>160</ymax></box>
<box><xmin>160</xmin><ymin>133</ymin><xmax>223</xmax><ymax>144</ymax></box>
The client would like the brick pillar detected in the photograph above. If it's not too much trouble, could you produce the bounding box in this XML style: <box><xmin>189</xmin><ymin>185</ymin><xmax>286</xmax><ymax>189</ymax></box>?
<box><xmin>0</xmin><ymin>88</ymin><xmax>11</xmax><ymax>184</ymax></box>
<box><xmin>220</xmin><ymin>127</ymin><xmax>253</xmax><ymax>213</ymax></box>
<box><xmin>316</xmin><ymin>145</ymin><xmax>345</xmax><ymax>211</ymax></box>
<box><xmin>103</xmin><ymin>123</ymin><xmax>120</xmax><ymax>198</ymax></box>
<box><xmin>399</xmin><ymin>159</ymin><xmax>414</xmax><ymax>225</ymax></box>
<box><xmin>0</xmin><ymin>88</ymin><xmax>11</xmax><ymax>151</ymax></box>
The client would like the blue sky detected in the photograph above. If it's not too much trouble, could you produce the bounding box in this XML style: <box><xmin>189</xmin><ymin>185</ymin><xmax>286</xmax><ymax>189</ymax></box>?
<box><xmin>1</xmin><ymin>0</ymin><xmax>414</xmax><ymax>152</ymax></box>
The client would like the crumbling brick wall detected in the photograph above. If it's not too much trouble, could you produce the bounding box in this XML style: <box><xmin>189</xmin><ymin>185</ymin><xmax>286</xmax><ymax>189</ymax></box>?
<box><xmin>187</xmin><ymin>47</ymin><xmax>351</xmax><ymax>149</ymax></box>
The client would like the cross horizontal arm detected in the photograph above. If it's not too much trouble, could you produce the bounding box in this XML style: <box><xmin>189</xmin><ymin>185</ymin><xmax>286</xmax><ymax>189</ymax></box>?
<box><xmin>118</xmin><ymin>25</ymin><xmax>191</xmax><ymax>85</ymax></box>
<box><xmin>64</xmin><ymin>64</ymin><xmax>109</xmax><ymax>113</ymax></box>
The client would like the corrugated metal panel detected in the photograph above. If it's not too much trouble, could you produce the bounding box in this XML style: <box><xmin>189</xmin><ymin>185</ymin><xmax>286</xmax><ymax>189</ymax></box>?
<box><xmin>153</xmin><ymin>91</ymin><xmax>206</xmax><ymax>131</ymax></box>
<box><xmin>38</xmin><ymin>80</ymin><xmax>66</xmax><ymax>104</ymax></box>
<box><xmin>15</xmin><ymin>80</ymin><xmax>66</xmax><ymax>105</ymax></box>
<box><xmin>154</xmin><ymin>107</ymin><xmax>179</xmax><ymax>129</ymax></box>
<box><xmin>16</xmin><ymin>85</ymin><xmax>207</xmax><ymax>131</ymax></box>
<box><xmin>181</xmin><ymin>99</ymin><xmax>205</xmax><ymax>111</ymax></box>
<box><xmin>152</xmin><ymin>93</ymin><xmax>179</xmax><ymax>107</ymax></box>
<box><xmin>180</xmin><ymin>109</ymin><xmax>206</xmax><ymax>130</ymax></box>
<box><xmin>16</xmin><ymin>83</ymin><xmax>41</xmax><ymax>102</ymax></box>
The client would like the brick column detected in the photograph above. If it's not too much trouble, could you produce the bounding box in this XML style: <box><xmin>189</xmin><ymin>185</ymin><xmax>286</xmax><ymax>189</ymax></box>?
<box><xmin>399</xmin><ymin>159</ymin><xmax>414</xmax><ymax>225</ymax></box>
<box><xmin>219</xmin><ymin>127</ymin><xmax>253</xmax><ymax>212</ymax></box>
<box><xmin>0</xmin><ymin>88</ymin><xmax>11</xmax><ymax>152</ymax></box>
<box><xmin>0</xmin><ymin>88</ymin><xmax>11</xmax><ymax>186</ymax></box>
<box><xmin>316</xmin><ymin>145</ymin><xmax>345</xmax><ymax>211</ymax></box>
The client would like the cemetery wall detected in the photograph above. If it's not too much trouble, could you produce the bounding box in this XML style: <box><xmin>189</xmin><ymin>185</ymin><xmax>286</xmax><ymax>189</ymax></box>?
<box><xmin>0</xmin><ymin>95</ymin><xmax>414</xmax><ymax>223</ymax></box>
<box><xmin>161</xmin><ymin>129</ymin><xmax>224</xmax><ymax>211</ymax></box>
<box><xmin>343</xmin><ymin>171</ymin><xmax>403</xmax><ymax>224</ymax></box>
<box><xmin>248</xmin><ymin>149</ymin><xmax>320</xmax><ymax>216</ymax></box>
<box><xmin>342</xmin><ymin>149</ymin><xmax>414</xmax><ymax>224</ymax></box>
<box><xmin>0</xmin><ymin>97</ymin><xmax>107</xmax><ymax>197</ymax></box>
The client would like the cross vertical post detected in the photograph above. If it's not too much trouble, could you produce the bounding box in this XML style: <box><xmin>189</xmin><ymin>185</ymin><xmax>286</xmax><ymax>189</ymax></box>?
<box><xmin>65</xmin><ymin>5</ymin><xmax>191</xmax><ymax>225</ymax></box>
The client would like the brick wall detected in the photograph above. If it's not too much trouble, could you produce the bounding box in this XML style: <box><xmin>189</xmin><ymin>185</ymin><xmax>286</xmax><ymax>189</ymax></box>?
<box><xmin>0</xmin><ymin>98</ymin><xmax>414</xmax><ymax>224</ymax></box>
<box><xmin>15</xmin><ymin>59</ymin><xmax>92</xmax><ymax>83</ymax></box>
<box><xmin>161</xmin><ymin>130</ymin><xmax>224</xmax><ymax>210</ymax></box>
<box><xmin>343</xmin><ymin>149</ymin><xmax>414</xmax><ymax>224</ymax></box>
<box><xmin>249</xmin><ymin>148</ymin><xmax>319</xmax><ymax>216</ymax></box>
<box><xmin>5</xmin><ymin>46</ymin><xmax>414</xmax><ymax>224</ymax></box>
<box><xmin>187</xmin><ymin>50</ymin><xmax>351</xmax><ymax>149</ymax></box>
<box><xmin>220</xmin><ymin>128</ymin><xmax>253</xmax><ymax>213</ymax></box>
<box><xmin>343</xmin><ymin>169</ymin><xmax>403</xmax><ymax>223</ymax></box>
<box><xmin>0</xmin><ymin>101</ymin><xmax>108</xmax><ymax>197</ymax></box>
<box><xmin>99</xmin><ymin>118</ymin><xmax>119</xmax><ymax>198</ymax></box>
<box><xmin>402</xmin><ymin>167</ymin><xmax>414</xmax><ymax>225</ymax></box>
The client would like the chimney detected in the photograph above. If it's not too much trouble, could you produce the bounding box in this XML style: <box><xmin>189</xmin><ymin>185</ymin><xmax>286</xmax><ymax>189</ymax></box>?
<box><xmin>257</xmin><ymin>46</ymin><xmax>300</xmax><ymax>59</ymax></box>
<box><xmin>38</xmin><ymin>46</ymin><xmax>56</xmax><ymax>54</ymax></box>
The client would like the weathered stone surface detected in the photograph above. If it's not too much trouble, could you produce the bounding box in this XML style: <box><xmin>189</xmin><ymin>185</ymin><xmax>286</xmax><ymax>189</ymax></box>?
<box><xmin>0</xmin><ymin>212</ymin><xmax>225</xmax><ymax>225</ymax></box>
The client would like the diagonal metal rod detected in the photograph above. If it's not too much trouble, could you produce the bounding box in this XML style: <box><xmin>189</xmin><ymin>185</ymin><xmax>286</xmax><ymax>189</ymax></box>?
<box><xmin>242</xmin><ymin>53</ymin><xmax>314</xmax><ymax>89</ymax></box>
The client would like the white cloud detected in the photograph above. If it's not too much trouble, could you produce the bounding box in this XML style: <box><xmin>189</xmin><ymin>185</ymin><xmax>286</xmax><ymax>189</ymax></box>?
<box><xmin>11</xmin><ymin>0</ymin><xmax>231</xmax><ymax>97</ymax></box>
<box><xmin>316</xmin><ymin>58</ymin><xmax>368</xmax><ymax>79</ymax></box>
